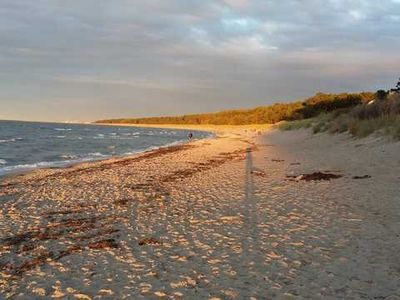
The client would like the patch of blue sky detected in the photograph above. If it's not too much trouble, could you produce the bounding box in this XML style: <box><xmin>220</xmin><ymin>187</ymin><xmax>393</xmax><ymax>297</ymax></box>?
<box><xmin>221</xmin><ymin>17</ymin><xmax>260</xmax><ymax>32</ymax></box>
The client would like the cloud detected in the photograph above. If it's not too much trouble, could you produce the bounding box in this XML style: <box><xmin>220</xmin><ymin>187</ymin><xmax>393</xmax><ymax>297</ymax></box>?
<box><xmin>53</xmin><ymin>75</ymin><xmax>211</xmax><ymax>91</ymax></box>
<box><xmin>216</xmin><ymin>34</ymin><xmax>278</xmax><ymax>54</ymax></box>
<box><xmin>222</xmin><ymin>0</ymin><xmax>249</xmax><ymax>8</ymax></box>
<box><xmin>0</xmin><ymin>0</ymin><xmax>399</xmax><ymax>121</ymax></box>
<box><xmin>348</xmin><ymin>10</ymin><xmax>367</xmax><ymax>21</ymax></box>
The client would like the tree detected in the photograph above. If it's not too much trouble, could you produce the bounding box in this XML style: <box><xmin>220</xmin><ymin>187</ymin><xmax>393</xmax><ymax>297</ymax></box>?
<box><xmin>390</xmin><ymin>77</ymin><xmax>400</xmax><ymax>93</ymax></box>
<box><xmin>376</xmin><ymin>90</ymin><xmax>388</xmax><ymax>101</ymax></box>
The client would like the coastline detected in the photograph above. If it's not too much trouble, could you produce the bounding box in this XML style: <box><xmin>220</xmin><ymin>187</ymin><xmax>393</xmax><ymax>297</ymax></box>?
<box><xmin>0</xmin><ymin>139</ymin><xmax>196</xmax><ymax>182</ymax></box>
<box><xmin>0</xmin><ymin>123</ymin><xmax>266</xmax><ymax>180</ymax></box>
<box><xmin>1</xmin><ymin>127</ymin><xmax>399</xmax><ymax>298</ymax></box>
<box><xmin>94</xmin><ymin>122</ymin><xmax>273</xmax><ymax>135</ymax></box>
<box><xmin>0</xmin><ymin>124</ymin><xmax>217</xmax><ymax>180</ymax></box>
<box><xmin>0</xmin><ymin>124</ymin><xmax>244</xmax><ymax>185</ymax></box>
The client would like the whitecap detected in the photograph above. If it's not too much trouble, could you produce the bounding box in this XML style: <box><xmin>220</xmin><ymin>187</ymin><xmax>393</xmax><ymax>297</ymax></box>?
<box><xmin>122</xmin><ymin>132</ymin><xmax>140</xmax><ymax>136</ymax></box>
<box><xmin>88</xmin><ymin>152</ymin><xmax>107</xmax><ymax>157</ymax></box>
<box><xmin>0</xmin><ymin>149</ymin><xmax>113</xmax><ymax>176</ymax></box>
<box><xmin>0</xmin><ymin>159</ymin><xmax>7</xmax><ymax>165</ymax></box>
<box><xmin>0</xmin><ymin>138</ymin><xmax>22</xmax><ymax>143</ymax></box>
<box><xmin>60</xmin><ymin>154</ymin><xmax>77</xmax><ymax>159</ymax></box>
<box><xmin>54</xmin><ymin>128</ymin><xmax>72</xmax><ymax>131</ymax></box>
<box><xmin>94</xmin><ymin>133</ymin><xmax>105</xmax><ymax>139</ymax></box>
<box><xmin>0</xmin><ymin>161</ymin><xmax>68</xmax><ymax>175</ymax></box>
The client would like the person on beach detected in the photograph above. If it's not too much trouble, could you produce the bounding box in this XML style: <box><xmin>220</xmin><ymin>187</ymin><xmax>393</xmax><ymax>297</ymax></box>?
<box><xmin>188</xmin><ymin>132</ymin><xmax>193</xmax><ymax>140</ymax></box>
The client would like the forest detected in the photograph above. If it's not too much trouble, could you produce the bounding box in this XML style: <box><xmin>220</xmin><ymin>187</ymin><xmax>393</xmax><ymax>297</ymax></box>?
<box><xmin>95</xmin><ymin>92</ymin><xmax>375</xmax><ymax>125</ymax></box>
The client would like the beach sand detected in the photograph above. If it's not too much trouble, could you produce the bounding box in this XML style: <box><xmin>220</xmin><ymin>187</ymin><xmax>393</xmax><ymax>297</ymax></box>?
<box><xmin>0</xmin><ymin>127</ymin><xmax>399</xmax><ymax>299</ymax></box>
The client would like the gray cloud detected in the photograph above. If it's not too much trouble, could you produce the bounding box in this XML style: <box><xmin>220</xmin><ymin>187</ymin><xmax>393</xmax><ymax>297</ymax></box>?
<box><xmin>0</xmin><ymin>0</ymin><xmax>399</xmax><ymax>121</ymax></box>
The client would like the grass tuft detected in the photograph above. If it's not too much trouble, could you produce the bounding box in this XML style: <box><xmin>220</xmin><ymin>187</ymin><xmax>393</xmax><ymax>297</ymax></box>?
<box><xmin>277</xmin><ymin>118</ymin><xmax>314</xmax><ymax>131</ymax></box>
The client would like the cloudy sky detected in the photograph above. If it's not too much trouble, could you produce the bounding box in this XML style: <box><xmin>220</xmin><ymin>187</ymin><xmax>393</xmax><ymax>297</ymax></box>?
<box><xmin>1</xmin><ymin>0</ymin><xmax>399</xmax><ymax>122</ymax></box>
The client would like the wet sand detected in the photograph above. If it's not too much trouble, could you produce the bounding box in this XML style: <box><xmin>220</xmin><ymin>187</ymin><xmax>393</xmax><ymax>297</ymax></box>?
<box><xmin>1</xmin><ymin>128</ymin><xmax>399</xmax><ymax>299</ymax></box>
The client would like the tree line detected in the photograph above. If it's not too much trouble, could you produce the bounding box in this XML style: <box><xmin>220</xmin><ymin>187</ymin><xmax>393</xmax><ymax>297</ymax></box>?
<box><xmin>95</xmin><ymin>92</ymin><xmax>375</xmax><ymax>125</ymax></box>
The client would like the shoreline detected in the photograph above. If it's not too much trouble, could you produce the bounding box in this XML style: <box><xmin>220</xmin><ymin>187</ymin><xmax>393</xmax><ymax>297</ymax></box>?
<box><xmin>0</xmin><ymin>123</ymin><xmax>269</xmax><ymax>181</ymax></box>
<box><xmin>0</xmin><ymin>134</ymin><xmax>215</xmax><ymax>183</ymax></box>
<box><xmin>0</xmin><ymin>124</ymin><xmax>218</xmax><ymax>180</ymax></box>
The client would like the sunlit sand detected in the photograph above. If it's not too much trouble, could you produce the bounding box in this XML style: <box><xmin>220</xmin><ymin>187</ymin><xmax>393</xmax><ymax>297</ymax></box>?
<box><xmin>1</xmin><ymin>127</ymin><xmax>399</xmax><ymax>299</ymax></box>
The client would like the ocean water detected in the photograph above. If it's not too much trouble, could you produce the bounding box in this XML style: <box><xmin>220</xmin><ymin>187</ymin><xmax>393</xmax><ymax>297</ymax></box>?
<box><xmin>0</xmin><ymin>120</ymin><xmax>211</xmax><ymax>176</ymax></box>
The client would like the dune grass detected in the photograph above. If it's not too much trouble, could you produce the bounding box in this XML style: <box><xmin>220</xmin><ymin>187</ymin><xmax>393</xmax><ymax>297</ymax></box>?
<box><xmin>278</xmin><ymin>94</ymin><xmax>400</xmax><ymax>140</ymax></box>
<box><xmin>277</xmin><ymin>118</ymin><xmax>315</xmax><ymax>131</ymax></box>
<box><xmin>346</xmin><ymin>116</ymin><xmax>400</xmax><ymax>139</ymax></box>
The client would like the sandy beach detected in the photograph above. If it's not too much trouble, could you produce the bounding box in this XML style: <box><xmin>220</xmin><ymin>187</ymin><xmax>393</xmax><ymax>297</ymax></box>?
<box><xmin>1</xmin><ymin>127</ymin><xmax>400</xmax><ymax>299</ymax></box>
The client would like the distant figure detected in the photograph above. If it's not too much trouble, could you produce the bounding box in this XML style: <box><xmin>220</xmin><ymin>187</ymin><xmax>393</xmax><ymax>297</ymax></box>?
<box><xmin>188</xmin><ymin>132</ymin><xmax>193</xmax><ymax>140</ymax></box>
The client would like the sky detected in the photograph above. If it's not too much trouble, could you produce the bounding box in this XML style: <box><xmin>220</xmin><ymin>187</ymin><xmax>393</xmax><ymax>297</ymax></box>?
<box><xmin>1</xmin><ymin>0</ymin><xmax>400</xmax><ymax>122</ymax></box>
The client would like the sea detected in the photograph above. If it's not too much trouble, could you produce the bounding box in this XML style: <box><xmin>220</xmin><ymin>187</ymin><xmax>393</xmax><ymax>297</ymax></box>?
<box><xmin>0</xmin><ymin>120</ymin><xmax>211</xmax><ymax>176</ymax></box>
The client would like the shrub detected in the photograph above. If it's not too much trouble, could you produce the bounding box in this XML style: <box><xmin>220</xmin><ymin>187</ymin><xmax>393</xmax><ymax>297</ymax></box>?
<box><xmin>281</xmin><ymin>94</ymin><xmax>400</xmax><ymax>140</ymax></box>
<box><xmin>350</xmin><ymin>94</ymin><xmax>400</xmax><ymax>120</ymax></box>
<box><xmin>376</xmin><ymin>90</ymin><xmax>388</xmax><ymax>101</ymax></box>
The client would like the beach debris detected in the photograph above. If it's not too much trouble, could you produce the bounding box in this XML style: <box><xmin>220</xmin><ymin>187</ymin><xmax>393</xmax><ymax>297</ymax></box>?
<box><xmin>0</xmin><ymin>213</ymin><xmax>121</xmax><ymax>276</ymax></box>
<box><xmin>286</xmin><ymin>172</ymin><xmax>342</xmax><ymax>182</ymax></box>
<box><xmin>290</xmin><ymin>162</ymin><xmax>301</xmax><ymax>165</ymax></box>
<box><xmin>114</xmin><ymin>198</ymin><xmax>130</xmax><ymax>206</ymax></box>
<box><xmin>251</xmin><ymin>169</ymin><xmax>266</xmax><ymax>177</ymax></box>
<box><xmin>1</xmin><ymin>235</ymin><xmax>119</xmax><ymax>275</ymax></box>
<box><xmin>160</xmin><ymin>149</ymin><xmax>250</xmax><ymax>183</ymax></box>
<box><xmin>22</xmin><ymin>144</ymin><xmax>197</xmax><ymax>183</ymax></box>
<box><xmin>352</xmin><ymin>175</ymin><xmax>372</xmax><ymax>179</ymax></box>
<box><xmin>88</xmin><ymin>239</ymin><xmax>118</xmax><ymax>249</ymax></box>
<box><xmin>138</xmin><ymin>237</ymin><xmax>162</xmax><ymax>246</ymax></box>
<box><xmin>272</xmin><ymin>159</ymin><xmax>285</xmax><ymax>162</ymax></box>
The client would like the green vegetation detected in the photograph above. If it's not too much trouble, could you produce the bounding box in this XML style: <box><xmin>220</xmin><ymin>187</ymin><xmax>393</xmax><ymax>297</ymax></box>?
<box><xmin>336</xmin><ymin>93</ymin><xmax>400</xmax><ymax>138</ymax></box>
<box><xmin>278</xmin><ymin>118</ymin><xmax>315</xmax><ymax>131</ymax></box>
<box><xmin>96</xmin><ymin>92</ymin><xmax>374</xmax><ymax>125</ymax></box>
<box><xmin>278</xmin><ymin>93</ymin><xmax>400</xmax><ymax>139</ymax></box>
<box><xmin>97</xmin><ymin>85</ymin><xmax>400</xmax><ymax>139</ymax></box>
<box><xmin>97</xmin><ymin>102</ymin><xmax>304</xmax><ymax>125</ymax></box>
